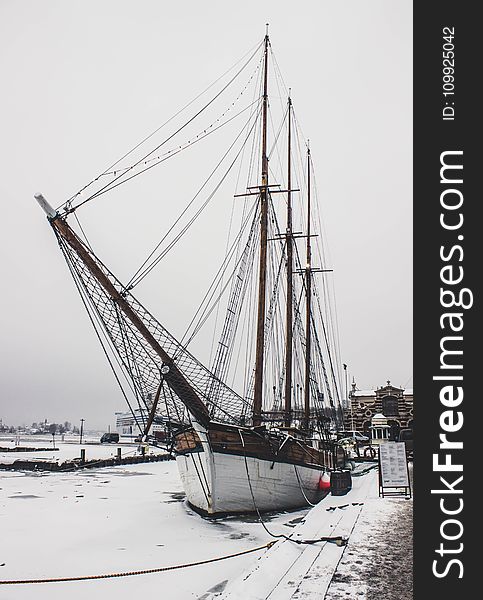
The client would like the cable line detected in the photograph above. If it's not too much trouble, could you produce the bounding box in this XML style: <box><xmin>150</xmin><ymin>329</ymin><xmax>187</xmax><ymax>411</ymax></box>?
<box><xmin>127</xmin><ymin>104</ymin><xmax>262</xmax><ymax>290</ymax></box>
<box><xmin>58</xmin><ymin>39</ymin><xmax>264</xmax><ymax>212</ymax></box>
<box><xmin>0</xmin><ymin>542</ymin><xmax>276</xmax><ymax>585</ymax></box>
<box><xmin>63</xmin><ymin>42</ymin><xmax>264</xmax><ymax>214</ymax></box>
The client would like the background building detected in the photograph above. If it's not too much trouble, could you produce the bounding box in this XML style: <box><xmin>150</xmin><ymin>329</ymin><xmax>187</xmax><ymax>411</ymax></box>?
<box><xmin>344</xmin><ymin>380</ymin><xmax>413</xmax><ymax>441</ymax></box>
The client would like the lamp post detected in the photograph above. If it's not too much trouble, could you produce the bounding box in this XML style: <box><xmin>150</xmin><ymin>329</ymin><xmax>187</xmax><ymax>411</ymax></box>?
<box><xmin>343</xmin><ymin>364</ymin><xmax>348</xmax><ymax>407</ymax></box>
<box><xmin>79</xmin><ymin>418</ymin><xmax>85</xmax><ymax>445</ymax></box>
<box><xmin>350</xmin><ymin>396</ymin><xmax>354</xmax><ymax>432</ymax></box>
<box><xmin>343</xmin><ymin>363</ymin><xmax>354</xmax><ymax>431</ymax></box>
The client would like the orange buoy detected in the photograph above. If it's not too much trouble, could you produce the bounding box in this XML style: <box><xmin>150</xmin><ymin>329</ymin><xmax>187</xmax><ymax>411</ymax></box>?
<box><xmin>318</xmin><ymin>472</ymin><xmax>331</xmax><ymax>490</ymax></box>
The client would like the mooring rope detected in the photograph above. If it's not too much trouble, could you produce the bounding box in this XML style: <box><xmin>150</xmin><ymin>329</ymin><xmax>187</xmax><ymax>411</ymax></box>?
<box><xmin>237</xmin><ymin>429</ymin><xmax>347</xmax><ymax>547</ymax></box>
<box><xmin>293</xmin><ymin>464</ymin><xmax>317</xmax><ymax>507</ymax></box>
<box><xmin>0</xmin><ymin>542</ymin><xmax>276</xmax><ymax>586</ymax></box>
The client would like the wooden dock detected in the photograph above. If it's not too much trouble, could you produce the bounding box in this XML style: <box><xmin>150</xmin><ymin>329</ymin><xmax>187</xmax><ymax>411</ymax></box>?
<box><xmin>215</xmin><ymin>469</ymin><xmax>377</xmax><ymax>600</ymax></box>
<box><xmin>0</xmin><ymin>451</ymin><xmax>173</xmax><ymax>472</ymax></box>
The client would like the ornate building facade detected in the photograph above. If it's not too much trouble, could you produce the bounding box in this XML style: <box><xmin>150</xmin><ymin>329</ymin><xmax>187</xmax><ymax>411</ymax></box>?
<box><xmin>344</xmin><ymin>380</ymin><xmax>413</xmax><ymax>441</ymax></box>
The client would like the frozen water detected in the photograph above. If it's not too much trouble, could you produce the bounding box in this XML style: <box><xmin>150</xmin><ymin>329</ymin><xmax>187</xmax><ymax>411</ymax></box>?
<box><xmin>0</xmin><ymin>450</ymin><xmax>306</xmax><ymax>599</ymax></box>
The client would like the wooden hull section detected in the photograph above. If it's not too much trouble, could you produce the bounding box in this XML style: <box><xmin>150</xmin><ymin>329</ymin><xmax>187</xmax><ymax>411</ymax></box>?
<box><xmin>174</xmin><ymin>422</ymin><xmax>344</xmax><ymax>515</ymax></box>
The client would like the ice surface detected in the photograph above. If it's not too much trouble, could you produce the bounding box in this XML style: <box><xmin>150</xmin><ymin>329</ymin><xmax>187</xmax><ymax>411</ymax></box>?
<box><xmin>0</xmin><ymin>436</ymin><xmax>412</xmax><ymax>599</ymax></box>
<box><xmin>0</xmin><ymin>444</ymin><xmax>306</xmax><ymax>599</ymax></box>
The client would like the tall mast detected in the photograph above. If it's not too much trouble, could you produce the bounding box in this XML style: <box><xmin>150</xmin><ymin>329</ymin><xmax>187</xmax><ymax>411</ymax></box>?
<box><xmin>284</xmin><ymin>95</ymin><xmax>293</xmax><ymax>427</ymax></box>
<box><xmin>304</xmin><ymin>145</ymin><xmax>312</xmax><ymax>430</ymax></box>
<box><xmin>253</xmin><ymin>27</ymin><xmax>270</xmax><ymax>427</ymax></box>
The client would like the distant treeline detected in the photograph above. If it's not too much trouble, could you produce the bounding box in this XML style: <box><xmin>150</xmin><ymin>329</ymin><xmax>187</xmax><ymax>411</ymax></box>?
<box><xmin>0</xmin><ymin>420</ymin><xmax>80</xmax><ymax>435</ymax></box>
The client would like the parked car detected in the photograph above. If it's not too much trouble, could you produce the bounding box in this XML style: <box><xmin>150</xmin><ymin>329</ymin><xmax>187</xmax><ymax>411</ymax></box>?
<box><xmin>135</xmin><ymin>432</ymin><xmax>168</xmax><ymax>445</ymax></box>
<box><xmin>398</xmin><ymin>428</ymin><xmax>413</xmax><ymax>458</ymax></box>
<box><xmin>336</xmin><ymin>430</ymin><xmax>369</xmax><ymax>443</ymax></box>
<box><xmin>100</xmin><ymin>432</ymin><xmax>119</xmax><ymax>443</ymax></box>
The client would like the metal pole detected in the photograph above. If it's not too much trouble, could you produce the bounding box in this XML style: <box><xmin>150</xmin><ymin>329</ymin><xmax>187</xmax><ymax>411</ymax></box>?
<box><xmin>79</xmin><ymin>418</ymin><xmax>85</xmax><ymax>445</ymax></box>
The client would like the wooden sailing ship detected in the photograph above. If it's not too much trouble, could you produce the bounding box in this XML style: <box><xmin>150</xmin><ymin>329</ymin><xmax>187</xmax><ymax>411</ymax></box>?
<box><xmin>36</xmin><ymin>29</ymin><xmax>346</xmax><ymax>514</ymax></box>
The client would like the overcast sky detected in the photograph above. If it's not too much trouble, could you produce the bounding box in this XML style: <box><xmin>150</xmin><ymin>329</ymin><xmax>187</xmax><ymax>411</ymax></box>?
<box><xmin>0</xmin><ymin>0</ymin><xmax>412</xmax><ymax>430</ymax></box>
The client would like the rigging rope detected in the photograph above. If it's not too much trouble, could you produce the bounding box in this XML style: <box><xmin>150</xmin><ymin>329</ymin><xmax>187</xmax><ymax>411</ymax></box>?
<box><xmin>127</xmin><ymin>104</ymin><xmax>262</xmax><ymax>290</ymax></box>
<box><xmin>52</xmin><ymin>36</ymin><xmax>345</xmax><ymax>437</ymax></box>
<box><xmin>100</xmin><ymin>62</ymin><xmax>262</xmax><ymax>178</ymax></box>
<box><xmin>63</xmin><ymin>42</ymin><xmax>264</xmax><ymax>214</ymax></box>
<box><xmin>67</xmin><ymin>95</ymin><xmax>261</xmax><ymax>222</ymax></box>
<box><xmin>179</xmin><ymin>201</ymin><xmax>258</xmax><ymax>352</ymax></box>
<box><xmin>58</xmin><ymin>233</ymin><xmax>144</xmax><ymax>436</ymax></box>
<box><xmin>61</xmin><ymin>40</ymin><xmax>264</xmax><ymax>210</ymax></box>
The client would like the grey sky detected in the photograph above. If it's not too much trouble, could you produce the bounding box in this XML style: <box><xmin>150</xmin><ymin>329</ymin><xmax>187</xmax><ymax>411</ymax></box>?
<box><xmin>0</xmin><ymin>0</ymin><xmax>412</xmax><ymax>429</ymax></box>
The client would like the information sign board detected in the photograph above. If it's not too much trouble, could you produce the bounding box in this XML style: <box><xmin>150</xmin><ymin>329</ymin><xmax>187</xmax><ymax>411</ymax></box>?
<box><xmin>378</xmin><ymin>442</ymin><xmax>411</xmax><ymax>497</ymax></box>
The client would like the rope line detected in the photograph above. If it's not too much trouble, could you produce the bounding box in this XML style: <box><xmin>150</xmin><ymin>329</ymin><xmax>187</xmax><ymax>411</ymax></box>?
<box><xmin>237</xmin><ymin>430</ymin><xmax>346</xmax><ymax>547</ymax></box>
<box><xmin>57</xmin><ymin>233</ymin><xmax>144</xmax><ymax>437</ymax></box>
<box><xmin>127</xmin><ymin>104</ymin><xmax>262</xmax><ymax>290</ymax></box>
<box><xmin>0</xmin><ymin>542</ymin><xmax>276</xmax><ymax>586</ymax></box>
<box><xmin>65</xmin><ymin>42</ymin><xmax>263</xmax><ymax>213</ymax></box>
<box><xmin>293</xmin><ymin>464</ymin><xmax>317</xmax><ymax>507</ymax></box>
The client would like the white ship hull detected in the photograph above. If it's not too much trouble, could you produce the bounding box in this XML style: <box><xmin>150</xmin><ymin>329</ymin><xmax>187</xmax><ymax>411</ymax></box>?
<box><xmin>175</xmin><ymin>424</ymin><xmax>328</xmax><ymax>514</ymax></box>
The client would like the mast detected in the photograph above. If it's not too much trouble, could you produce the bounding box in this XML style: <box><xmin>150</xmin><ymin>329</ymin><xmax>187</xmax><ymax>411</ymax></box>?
<box><xmin>35</xmin><ymin>194</ymin><xmax>211</xmax><ymax>428</ymax></box>
<box><xmin>304</xmin><ymin>145</ymin><xmax>312</xmax><ymax>430</ymax></box>
<box><xmin>253</xmin><ymin>27</ymin><xmax>270</xmax><ymax>427</ymax></box>
<box><xmin>284</xmin><ymin>95</ymin><xmax>293</xmax><ymax>427</ymax></box>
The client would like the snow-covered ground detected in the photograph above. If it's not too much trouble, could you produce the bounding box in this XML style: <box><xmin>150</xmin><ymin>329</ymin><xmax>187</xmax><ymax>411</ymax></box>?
<box><xmin>212</xmin><ymin>464</ymin><xmax>412</xmax><ymax>599</ymax></box>
<box><xmin>0</xmin><ymin>458</ymin><xmax>307</xmax><ymax>599</ymax></box>
<box><xmin>0</xmin><ymin>447</ymin><xmax>412</xmax><ymax>600</ymax></box>
<box><xmin>325</xmin><ymin>465</ymin><xmax>413</xmax><ymax>600</ymax></box>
